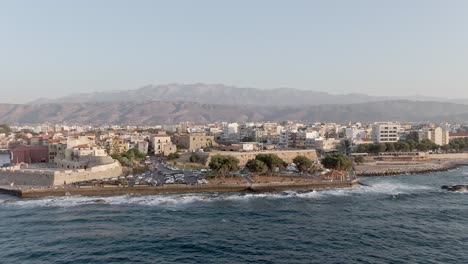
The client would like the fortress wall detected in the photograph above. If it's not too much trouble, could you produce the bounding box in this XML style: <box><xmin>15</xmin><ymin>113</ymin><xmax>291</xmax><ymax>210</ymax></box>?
<box><xmin>0</xmin><ymin>161</ymin><xmax>122</xmax><ymax>186</ymax></box>
<box><xmin>201</xmin><ymin>150</ymin><xmax>318</xmax><ymax>167</ymax></box>
<box><xmin>53</xmin><ymin>162</ymin><xmax>122</xmax><ymax>185</ymax></box>
<box><xmin>0</xmin><ymin>170</ymin><xmax>56</xmax><ymax>186</ymax></box>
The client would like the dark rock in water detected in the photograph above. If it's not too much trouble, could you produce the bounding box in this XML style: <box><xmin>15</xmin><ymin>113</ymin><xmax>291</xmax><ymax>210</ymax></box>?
<box><xmin>442</xmin><ymin>185</ymin><xmax>467</xmax><ymax>192</ymax></box>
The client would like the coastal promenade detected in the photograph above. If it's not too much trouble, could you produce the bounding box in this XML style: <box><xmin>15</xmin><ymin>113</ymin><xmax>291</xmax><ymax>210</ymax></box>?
<box><xmin>0</xmin><ymin>179</ymin><xmax>358</xmax><ymax>198</ymax></box>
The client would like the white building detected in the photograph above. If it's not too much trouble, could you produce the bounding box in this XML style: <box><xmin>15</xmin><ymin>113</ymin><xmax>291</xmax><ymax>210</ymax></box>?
<box><xmin>138</xmin><ymin>141</ymin><xmax>149</xmax><ymax>154</ymax></box>
<box><xmin>222</xmin><ymin>123</ymin><xmax>239</xmax><ymax>140</ymax></box>
<box><xmin>372</xmin><ymin>122</ymin><xmax>401</xmax><ymax>143</ymax></box>
<box><xmin>419</xmin><ymin>127</ymin><xmax>449</xmax><ymax>146</ymax></box>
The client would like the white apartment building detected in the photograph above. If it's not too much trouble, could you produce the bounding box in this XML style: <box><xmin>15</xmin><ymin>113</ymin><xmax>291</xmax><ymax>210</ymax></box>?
<box><xmin>419</xmin><ymin>127</ymin><xmax>449</xmax><ymax>146</ymax></box>
<box><xmin>222</xmin><ymin>123</ymin><xmax>239</xmax><ymax>140</ymax></box>
<box><xmin>372</xmin><ymin>122</ymin><xmax>401</xmax><ymax>143</ymax></box>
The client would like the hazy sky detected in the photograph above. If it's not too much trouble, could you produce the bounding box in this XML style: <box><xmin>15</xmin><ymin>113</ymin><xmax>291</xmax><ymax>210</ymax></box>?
<box><xmin>1</xmin><ymin>0</ymin><xmax>468</xmax><ymax>103</ymax></box>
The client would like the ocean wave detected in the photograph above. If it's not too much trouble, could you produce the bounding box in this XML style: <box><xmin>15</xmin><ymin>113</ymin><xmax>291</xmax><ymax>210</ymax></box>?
<box><xmin>0</xmin><ymin>181</ymin><xmax>438</xmax><ymax>207</ymax></box>
<box><xmin>351</xmin><ymin>181</ymin><xmax>435</xmax><ymax>195</ymax></box>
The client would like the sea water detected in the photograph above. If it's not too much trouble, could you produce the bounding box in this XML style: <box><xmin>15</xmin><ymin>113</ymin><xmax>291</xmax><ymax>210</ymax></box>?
<box><xmin>1</xmin><ymin>167</ymin><xmax>467</xmax><ymax>263</ymax></box>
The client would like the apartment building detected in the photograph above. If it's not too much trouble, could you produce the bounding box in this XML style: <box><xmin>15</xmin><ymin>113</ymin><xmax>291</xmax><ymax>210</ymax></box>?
<box><xmin>372</xmin><ymin>122</ymin><xmax>401</xmax><ymax>143</ymax></box>
<box><xmin>151</xmin><ymin>135</ymin><xmax>176</xmax><ymax>156</ymax></box>
<box><xmin>423</xmin><ymin>127</ymin><xmax>449</xmax><ymax>146</ymax></box>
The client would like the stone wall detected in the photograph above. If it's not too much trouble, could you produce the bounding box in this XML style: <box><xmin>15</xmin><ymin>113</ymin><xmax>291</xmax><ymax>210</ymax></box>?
<box><xmin>0</xmin><ymin>161</ymin><xmax>122</xmax><ymax>186</ymax></box>
<box><xmin>428</xmin><ymin>153</ymin><xmax>468</xmax><ymax>160</ymax></box>
<box><xmin>201</xmin><ymin>149</ymin><xmax>319</xmax><ymax>167</ymax></box>
<box><xmin>0</xmin><ymin>170</ymin><xmax>56</xmax><ymax>186</ymax></box>
<box><xmin>53</xmin><ymin>161</ymin><xmax>122</xmax><ymax>185</ymax></box>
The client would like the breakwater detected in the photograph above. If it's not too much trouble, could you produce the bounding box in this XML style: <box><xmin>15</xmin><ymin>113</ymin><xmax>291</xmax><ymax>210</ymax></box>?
<box><xmin>1</xmin><ymin>180</ymin><xmax>358</xmax><ymax>198</ymax></box>
<box><xmin>356</xmin><ymin>160</ymin><xmax>468</xmax><ymax>177</ymax></box>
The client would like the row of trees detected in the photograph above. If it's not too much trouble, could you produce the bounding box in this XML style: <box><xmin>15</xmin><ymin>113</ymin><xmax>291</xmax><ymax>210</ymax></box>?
<box><xmin>355</xmin><ymin>139</ymin><xmax>440</xmax><ymax>153</ymax></box>
<box><xmin>209</xmin><ymin>153</ymin><xmax>352</xmax><ymax>176</ymax></box>
<box><xmin>446</xmin><ymin>137</ymin><xmax>468</xmax><ymax>151</ymax></box>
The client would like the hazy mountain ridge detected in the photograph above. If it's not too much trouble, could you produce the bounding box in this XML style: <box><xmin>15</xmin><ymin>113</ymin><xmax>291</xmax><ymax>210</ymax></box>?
<box><xmin>28</xmin><ymin>83</ymin><xmax>465</xmax><ymax>106</ymax></box>
<box><xmin>3</xmin><ymin>100</ymin><xmax>468</xmax><ymax>125</ymax></box>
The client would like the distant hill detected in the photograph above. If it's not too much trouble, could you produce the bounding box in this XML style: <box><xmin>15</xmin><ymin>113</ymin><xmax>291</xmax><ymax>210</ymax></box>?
<box><xmin>28</xmin><ymin>83</ymin><xmax>462</xmax><ymax>106</ymax></box>
<box><xmin>3</xmin><ymin>100</ymin><xmax>468</xmax><ymax>125</ymax></box>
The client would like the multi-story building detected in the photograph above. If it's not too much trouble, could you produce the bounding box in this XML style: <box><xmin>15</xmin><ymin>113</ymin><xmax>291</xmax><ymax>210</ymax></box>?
<box><xmin>151</xmin><ymin>135</ymin><xmax>176</xmax><ymax>156</ymax></box>
<box><xmin>137</xmin><ymin>141</ymin><xmax>149</xmax><ymax>154</ymax></box>
<box><xmin>372</xmin><ymin>122</ymin><xmax>401</xmax><ymax>143</ymax></box>
<box><xmin>425</xmin><ymin>127</ymin><xmax>449</xmax><ymax>146</ymax></box>
<box><xmin>48</xmin><ymin>139</ymin><xmax>67</xmax><ymax>163</ymax></box>
<box><xmin>171</xmin><ymin>133</ymin><xmax>215</xmax><ymax>152</ymax></box>
<box><xmin>108</xmin><ymin>138</ymin><xmax>129</xmax><ymax>155</ymax></box>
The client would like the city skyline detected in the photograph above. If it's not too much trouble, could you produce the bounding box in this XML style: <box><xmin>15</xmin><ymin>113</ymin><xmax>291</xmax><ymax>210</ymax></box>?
<box><xmin>2</xmin><ymin>0</ymin><xmax>468</xmax><ymax>103</ymax></box>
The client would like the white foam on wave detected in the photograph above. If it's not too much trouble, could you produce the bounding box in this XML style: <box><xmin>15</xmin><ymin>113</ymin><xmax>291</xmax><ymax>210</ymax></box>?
<box><xmin>0</xmin><ymin>181</ymin><xmax>438</xmax><ymax>208</ymax></box>
<box><xmin>0</xmin><ymin>194</ymin><xmax>218</xmax><ymax>208</ymax></box>
<box><xmin>352</xmin><ymin>181</ymin><xmax>435</xmax><ymax>196</ymax></box>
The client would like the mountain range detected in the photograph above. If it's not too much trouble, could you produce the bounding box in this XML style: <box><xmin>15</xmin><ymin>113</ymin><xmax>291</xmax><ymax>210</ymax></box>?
<box><xmin>2</xmin><ymin>100</ymin><xmax>468</xmax><ymax>125</ymax></box>
<box><xmin>29</xmin><ymin>83</ymin><xmax>468</xmax><ymax>106</ymax></box>
<box><xmin>1</xmin><ymin>83</ymin><xmax>466</xmax><ymax>124</ymax></box>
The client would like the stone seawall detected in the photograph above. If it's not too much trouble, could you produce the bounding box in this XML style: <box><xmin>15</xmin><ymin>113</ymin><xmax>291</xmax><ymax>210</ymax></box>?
<box><xmin>428</xmin><ymin>153</ymin><xmax>468</xmax><ymax>160</ymax></box>
<box><xmin>201</xmin><ymin>149</ymin><xmax>319</xmax><ymax>167</ymax></box>
<box><xmin>0</xmin><ymin>161</ymin><xmax>122</xmax><ymax>186</ymax></box>
<box><xmin>4</xmin><ymin>180</ymin><xmax>358</xmax><ymax>198</ymax></box>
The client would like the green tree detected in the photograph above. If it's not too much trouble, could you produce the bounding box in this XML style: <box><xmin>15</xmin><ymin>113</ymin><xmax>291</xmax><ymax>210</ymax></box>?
<box><xmin>385</xmin><ymin>142</ymin><xmax>396</xmax><ymax>152</ymax></box>
<box><xmin>255</xmin><ymin>154</ymin><xmax>286</xmax><ymax>172</ymax></box>
<box><xmin>406</xmin><ymin>140</ymin><xmax>417</xmax><ymax>151</ymax></box>
<box><xmin>293</xmin><ymin>155</ymin><xmax>313</xmax><ymax>173</ymax></box>
<box><xmin>355</xmin><ymin>144</ymin><xmax>370</xmax><ymax>153</ymax></box>
<box><xmin>245</xmin><ymin>159</ymin><xmax>268</xmax><ymax>174</ymax></box>
<box><xmin>167</xmin><ymin>153</ymin><xmax>180</xmax><ymax>160</ymax></box>
<box><xmin>321</xmin><ymin>153</ymin><xmax>353</xmax><ymax>171</ymax></box>
<box><xmin>189</xmin><ymin>153</ymin><xmax>201</xmax><ymax>163</ymax></box>
<box><xmin>377</xmin><ymin>143</ymin><xmax>387</xmax><ymax>153</ymax></box>
<box><xmin>209</xmin><ymin>155</ymin><xmax>240</xmax><ymax>177</ymax></box>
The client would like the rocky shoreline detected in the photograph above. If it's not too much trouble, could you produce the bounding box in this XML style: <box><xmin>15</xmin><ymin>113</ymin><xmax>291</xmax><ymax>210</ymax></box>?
<box><xmin>355</xmin><ymin>159</ymin><xmax>468</xmax><ymax>177</ymax></box>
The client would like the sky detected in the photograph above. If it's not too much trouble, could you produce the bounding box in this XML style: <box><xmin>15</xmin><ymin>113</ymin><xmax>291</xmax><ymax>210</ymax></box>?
<box><xmin>1</xmin><ymin>0</ymin><xmax>468</xmax><ymax>103</ymax></box>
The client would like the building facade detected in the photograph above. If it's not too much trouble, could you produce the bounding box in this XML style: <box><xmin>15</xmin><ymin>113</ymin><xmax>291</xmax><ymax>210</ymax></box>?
<box><xmin>171</xmin><ymin>133</ymin><xmax>215</xmax><ymax>152</ymax></box>
<box><xmin>372</xmin><ymin>122</ymin><xmax>401</xmax><ymax>143</ymax></box>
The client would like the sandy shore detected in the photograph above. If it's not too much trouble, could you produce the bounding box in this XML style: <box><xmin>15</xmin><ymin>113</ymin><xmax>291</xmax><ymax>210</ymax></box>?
<box><xmin>355</xmin><ymin>159</ymin><xmax>468</xmax><ymax>176</ymax></box>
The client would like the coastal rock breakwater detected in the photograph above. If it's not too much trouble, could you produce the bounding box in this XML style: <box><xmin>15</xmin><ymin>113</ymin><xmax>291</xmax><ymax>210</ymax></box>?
<box><xmin>355</xmin><ymin>159</ymin><xmax>468</xmax><ymax>176</ymax></box>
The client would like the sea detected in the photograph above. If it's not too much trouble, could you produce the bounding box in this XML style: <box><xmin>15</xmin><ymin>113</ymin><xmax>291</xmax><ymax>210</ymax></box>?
<box><xmin>0</xmin><ymin>168</ymin><xmax>467</xmax><ymax>264</ymax></box>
